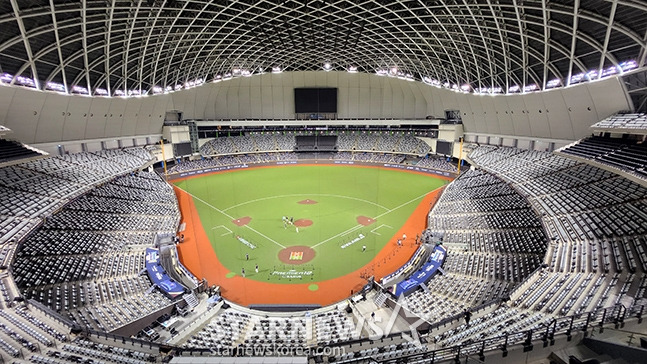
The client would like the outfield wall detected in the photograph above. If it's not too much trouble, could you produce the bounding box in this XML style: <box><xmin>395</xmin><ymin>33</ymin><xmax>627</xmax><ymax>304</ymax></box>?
<box><xmin>165</xmin><ymin>160</ymin><xmax>458</xmax><ymax>181</ymax></box>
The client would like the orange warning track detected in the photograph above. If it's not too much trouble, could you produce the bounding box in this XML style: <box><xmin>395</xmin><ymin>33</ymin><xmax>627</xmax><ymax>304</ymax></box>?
<box><xmin>174</xmin><ymin>182</ymin><xmax>447</xmax><ymax>307</ymax></box>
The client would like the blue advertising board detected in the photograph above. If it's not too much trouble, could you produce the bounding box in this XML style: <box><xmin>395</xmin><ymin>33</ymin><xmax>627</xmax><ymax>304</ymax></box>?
<box><xmin>145</xmin><ymin>248</ymin><xmax>185</xmax><ymax>298</ymax></box>
<box><xmin>392</xmin><ymin>245</ymin><xmax>447</xmax><ymax>297</ymax></box>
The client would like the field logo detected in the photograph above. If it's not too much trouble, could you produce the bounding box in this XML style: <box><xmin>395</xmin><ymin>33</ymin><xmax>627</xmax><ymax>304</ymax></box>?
<box><xmin>289</xmin><ymin>251</ymin><xmax>304</xmax><ymax>261</ymax></box>
<box><xmin>340</xmin><ymin>233</ymin><xmax>366</xmax><ymax>249</ymax></box>
<box><xmin>236</xmin><ymin>235</ymin><xmax>257</xmax><ymax>250</ymax></box>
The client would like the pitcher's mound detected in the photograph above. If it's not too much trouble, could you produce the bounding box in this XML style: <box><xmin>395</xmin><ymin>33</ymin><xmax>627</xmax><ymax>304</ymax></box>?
<box><xmin>278</xmin><ymin>246</ymin><xmax>316</xmax><ymax>265</ymax></box>
<box><xmin>232</xmin><ymin>216</ymin><xmax>251</xmax><ymax>226</ymax></box>
<box><xmin>294</xmin><ymin>219</ymin><xmax>313</xmax><ymax>227</ymax></box>
<box><xmin>357</xmin><ymin>216</ymin><xmax>376</xmax><ymax>226</ymax></box>
<box><xmin>298</xmin><ymin>199</ymin><xmax>318</xmax><ymax>204</ymax></box>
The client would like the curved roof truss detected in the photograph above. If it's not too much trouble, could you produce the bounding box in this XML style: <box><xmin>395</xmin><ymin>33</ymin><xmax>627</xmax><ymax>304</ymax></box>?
<box><xmin>0</xmin><ymin>0</ymin><xmax>645</xmax><ymax>96</ymax></box>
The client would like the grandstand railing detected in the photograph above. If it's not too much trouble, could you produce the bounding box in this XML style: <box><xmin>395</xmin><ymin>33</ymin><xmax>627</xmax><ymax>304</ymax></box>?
<box><xmin>43</xmin><ymin>294</ymin><xmax>643</xmax><ymax>362</ymax></box>
<box><xmin>328</xmin><ymin>302</ymin><xmax>645</xmax><ymax>363</ymax></box>
<box><xmin>164</xmin><ymin>157</ymin><xmax>459</xmax><ymax>180</ymax></box>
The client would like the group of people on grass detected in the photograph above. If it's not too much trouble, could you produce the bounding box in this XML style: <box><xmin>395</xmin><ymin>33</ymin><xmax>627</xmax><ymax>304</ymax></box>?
<box><xmin>282</xmin><ymin>216</ymin><xmax>299</xmax><ymax>232</ymax></box>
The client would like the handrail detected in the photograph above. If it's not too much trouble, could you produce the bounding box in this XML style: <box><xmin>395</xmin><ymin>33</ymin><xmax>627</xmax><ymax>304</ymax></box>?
<box><xmin>322</xmin><ymin>302</ymin><xmax>645</xmax><ymax>363</ymax></box>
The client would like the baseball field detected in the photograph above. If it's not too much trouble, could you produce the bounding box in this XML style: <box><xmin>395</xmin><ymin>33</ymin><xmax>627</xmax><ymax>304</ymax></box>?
<box><xmin>172</xmin><ymin>164</ymin><xmax>449</xmax><ymax>306</ymax></box>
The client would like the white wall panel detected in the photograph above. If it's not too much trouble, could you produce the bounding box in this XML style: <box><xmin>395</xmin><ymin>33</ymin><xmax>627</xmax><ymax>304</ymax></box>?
<box><xmin>249</xmin><ymin>82</ymin><xmax>263</xmax><ymax>117</ymax></box>
<box><xmin>464</xmin><ymin>134</ymin><xmax>477</xmax><ymax>143</ymax></box>
<box><xmin>534</xmin><ymin>140</ymin><xmax>550</xmax><ymax>151</ymax></box>
<box><xmin>391</xmin><ymin>80</ymin><xmax>405</xmax><ymax>118</ymax></box>
<box><xmin>358</xmin><ymin>73</ymin><xmax>370</xmax><ymax>89</ymax></box>
<box><xmin>214</xmin><ymin>85</ymin><xmax>229</xmax><ymax>118</ymax></box>
<box><xmin>493</xmin><ymin>96</ymin><xmax>515</xmax><ymax>135</ymax></box>
<box><xmin>507</xmin><ymin>96</ymin><xmax>532</xmax><ymax>136</ymax></box>
<box><xmin>62</xmin><ymin>95</ymin><xmax>91</xmax><ymax>141</ymax></box>
<box><xmin>541</xmin><ymin>90</ymin><xmax>573</xmax><ymax>140</ymax></box>
<box><xmin>358</xmin><ymin>86</ymin><xmax>371</xmax><ymax>117</ymax></box>
<box><xmin>86</xmin><ymin>97</ymin><xmax>111</xmax><ymax>139</ymax></box>
<box><xmin>203</xmin><ymin>85</ymin><xmax>218</xmax><ymax>117</ymax></box>
<box><xmin>303</xmin><ymin>72</ymin><xmax>316</xmax><ymax>86</ymax></box>
<box><xmin>238</xmin><ymin>85</ymin><xmax>251</xmax><ymax>118</ymax></box>
<box><xmin>314</xmin><ymin>71</ymin><xmax>327</xmax><ymax>86</ymax></box>
<box><xmin>468</xmin><ymin>94</ymin><xmax>494</xmax><ymax>135</ymax></box>
<box><xmin>5</xmin><ymin>88</ymin><xmax>47</xmax><ymax>143</ymax></box>
<box><xmin>502</xmin><ymin>138</ymin><xmax>515</xmax><ymax>147</ymax></box>
<box><xmin>105</xmin><ymin>99</ymin><xmax>128</xmax><ymax>138</ymax></box>
<box><xmin>150</xmin><ymin>97</ymin><xmax>168</xmax><ymax>134</ymax></box>
<box><xmin>588</xmin><ymin>78</ymin><xmax>629</xmax><ymax>124</ymax></box>
<box><xmin>412</xmin><ymin>84</ymin><xmax>426</xmax><ymax>118</ymax></box>
<box><xmin>183</xmin><ymin>88</ymin><xmax>198</xmax><ymax>119</ymax></box>
<box><xmin>122</xmin><ymin>100</ymin><xmax>141</xmax><ymax>136</ymax></box>
<box><xmin>401</xmin><ymin>82</ymin><xmax>415</xmax><ymax>118</ymax></box>
<box><xmin>86</xmin><ymin>141</ymin><xmax>102</xmax><ymax>151</ymax></box>
<box><xmin>65</xmin><ymin>144</ymin><xmax>83</xmax><ymax>154</ymax></box>
<box><xmin>369</xmin><ymin>85</ymin><xmax>382</xmax><ymax>119</ymax></box>
<box><xmin>269</xmin><ymin>86</ymin><xmax>282</xmax><ymax>118</ymax></box>
<box><xmin>482</xmin><ymin>95</ymin><xmax>500</xmax><ymax>135</ymax></box>
<box><xmin>0</xmin><ymin>87</ymin><xmax>16</xmax><ymax>124</ymax></box>
<box><xmin>226</xmin><ymin>86</ymin><xmax>240</xmax><ymax>117</ymax></box>
<box><xmin>381</xmin><ymin>79</ymin><xmax>393</xmax><ymax>116</ymax></box>
<box><xmin>260</xmin><ymin>85</ymin><xmax>274</xmax><ymax>118</ymax></box>
<box><xmin>517</xmin><ymin>139</ymin><xmax>531</xmax><ymax>149</ymax></box>
<box><xmin>523</xmin><ymin>94</ymin><xmax>550</xmax><ymax>138</ymax></box>
<box><xmin>292</xmin><ymin>72</ymin><xmax>305</xmax><ymax>87</ymax></box>
<box><xmin>0</xmin><ymin>72</ymin><xmax>633</xmax><ymax>147</ymax></box>
<box><xmin>347</xmin><ymin>85</ymin><xmax>360</xmax><ymax>118</ymax></box>
<box><xmin>426</xmin><ymin>87</ymin><xmax>444</xmax><ymax>118</ymax></box>
<box><xmin>283</xmin><ymin>87</ymin><xmax>293</xmax><ymax>118</ymax></box>
<box><xmin>135</xmin><ymin>97</ymin><xmax>156</xmax><ymax>135</ymax></box>
<box><xmin>562</xmin><ymin>85</ymin><xmax>597</xmax><ymax>139</ymax></box>
<box><xmin>194</xmin><ymin>85</ymin><xmax>212</xmax><ymax>119</ymax></box>
<box><xmin>35</xmin><ymin>93</ymin><xmax>68</xmax><ymax>143</ymax></box>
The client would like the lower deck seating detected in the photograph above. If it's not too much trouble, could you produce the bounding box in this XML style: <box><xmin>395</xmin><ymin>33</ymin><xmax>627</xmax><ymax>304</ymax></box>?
<box><xmin>12</xmin><ymin>171</ymin><xmax>179</xmax><ymax>332</ymax></box>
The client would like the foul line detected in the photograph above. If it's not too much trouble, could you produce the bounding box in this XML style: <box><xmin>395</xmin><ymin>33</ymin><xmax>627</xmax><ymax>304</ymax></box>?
<box><xmin>222</xmin><ymin>193</ymin><xmax>390</xmax><ymax>212</ymax></box>
<box><xmin>311</xmin><ymin>225</ymin><xmax>365</xmax><ymax>249</ymax></box>
<box><xmin>211</xmin><ymin>225</ymin><xmax>232</xmax><ymax>236</ymax></box>
<box><xmin>370</xmin><ymin>224</ymin><xmax>393</xmax><ymax>236</ymax></box>
<box><xmin>312</xmin><ymin>188</ymin><xmax>440</xmax><ymax>249</ymax></box>
<box><xmin>176</xmin><ymin>185</ymin><xmax>286</xmax><ymax>249</ymax></box>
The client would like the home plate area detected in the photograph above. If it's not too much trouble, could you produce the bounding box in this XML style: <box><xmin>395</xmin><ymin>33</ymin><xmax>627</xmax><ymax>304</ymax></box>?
<box><xmin>278</xmin><ymin>246</ymin><xmax>315</xmax><ymax>264</ymax></box>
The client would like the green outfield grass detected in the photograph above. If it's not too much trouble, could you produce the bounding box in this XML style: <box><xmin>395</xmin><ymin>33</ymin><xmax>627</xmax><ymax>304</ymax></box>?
<box><xmin>173</xmin><ymin>165</ymin><xmax>446</xmax><ymax>283</ymax></box>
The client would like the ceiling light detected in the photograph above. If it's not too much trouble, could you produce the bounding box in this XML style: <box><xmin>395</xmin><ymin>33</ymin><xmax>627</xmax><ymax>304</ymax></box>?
<box><xmin>619</xmin><ymin>60</ymin><xmax>637</xmax><ymax>71</ymax></box>
<box><xmin>72</xmin><ymin>85</ymin><xmax>88</xmax><ymax>94</ymax></box>
<box><xmin>0</xmin><ymin>73</ymin><xmax>12</xmax><ymax>83</ymax></box>
<box><xmin>46</xmin><ymin>82</ymin><xmax>66</xmax><ymax>92</ymax></box>
<box><xmin>523</xmin><ymin>84</ymin><xmax>537</xmax><ymax>92</ymax></box>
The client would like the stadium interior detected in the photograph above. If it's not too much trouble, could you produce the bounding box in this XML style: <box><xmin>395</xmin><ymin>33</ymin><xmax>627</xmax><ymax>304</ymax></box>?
<box><xmin>1</xmin><ymin>1</ymin><xmax>647</xmax><ymax>363</ymax></box>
